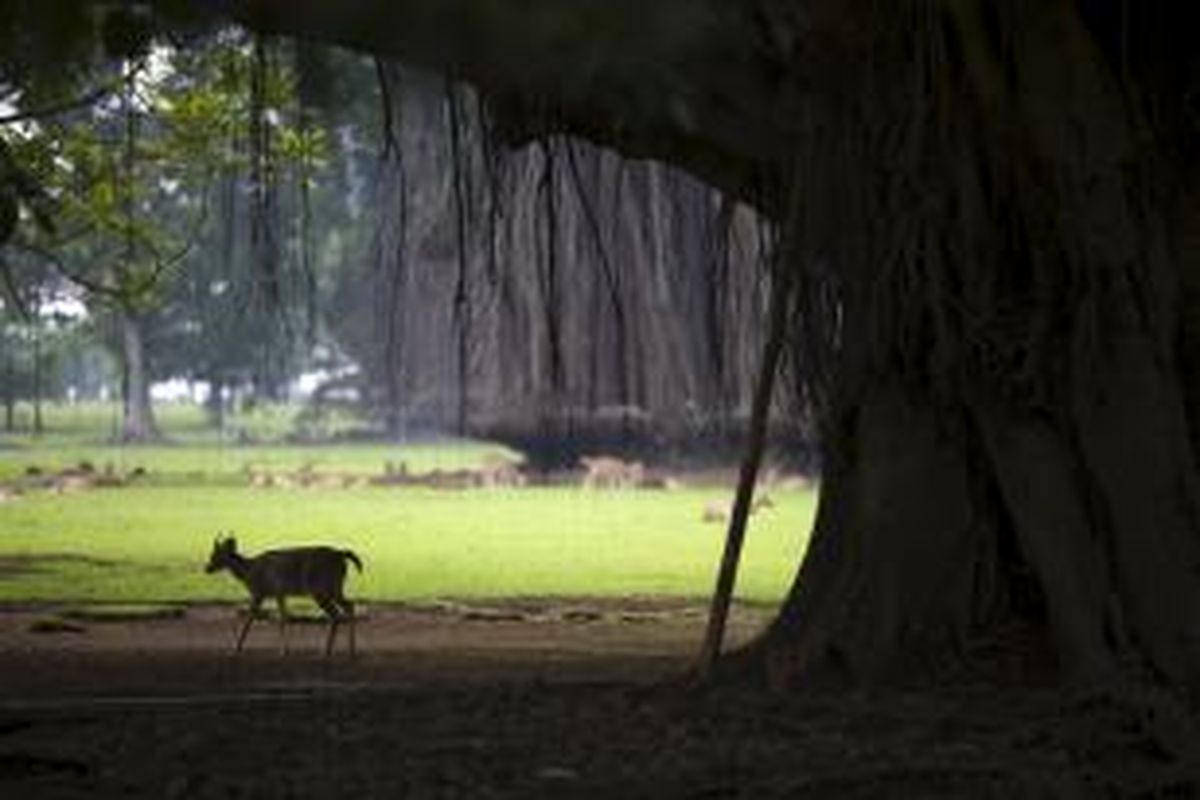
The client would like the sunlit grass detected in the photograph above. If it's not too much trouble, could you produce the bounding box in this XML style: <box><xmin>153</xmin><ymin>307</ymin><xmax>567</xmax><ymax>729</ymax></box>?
<box><xmin>0</xmin><ymin>485</ymin><xmax>813</xmax><ymax>605</ymax></box>
<box><xmin>0</xmin><ymin>441</ymin><xmax>518</xmax><ymax>484</ymax></box>
<box><xmin>0</xmin><ymin>401</ymin><xmax>816</xmax><ymax>607</ymax></box>
<box><xmin>0</xmin><ymin>402</ymin><xmax>514</xmax><ymax>482</ymax></box>
<box><xmin>0</xmin><ymin>400</ymin><xmax>361</xmax><ymax>445</ymax></box>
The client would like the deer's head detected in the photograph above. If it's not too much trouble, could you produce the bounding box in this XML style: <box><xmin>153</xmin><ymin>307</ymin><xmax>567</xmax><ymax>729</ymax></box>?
<box><xmin>205</xmin><ymin>534</ymin><xmax>239</xmax><ymax>573</ymax></box>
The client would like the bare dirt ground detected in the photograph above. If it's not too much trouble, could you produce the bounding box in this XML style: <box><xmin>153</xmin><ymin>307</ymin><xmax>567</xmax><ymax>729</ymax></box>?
<box><xmin>1</xmin><ymin>600</ymin><xmax>1198</xmax><ymax>798</ymax></box>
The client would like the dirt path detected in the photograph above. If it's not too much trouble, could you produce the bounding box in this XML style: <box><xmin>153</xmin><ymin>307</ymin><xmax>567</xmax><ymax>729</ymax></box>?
<box><xmin>1</xmin><ymin>601</ymin><xmax>1197</xmax><ymax>798</ymax></box>
<box><xmin>0</xmin><ymin>599</ymin><xmax>762</xmax><ymax>701</ymax></box>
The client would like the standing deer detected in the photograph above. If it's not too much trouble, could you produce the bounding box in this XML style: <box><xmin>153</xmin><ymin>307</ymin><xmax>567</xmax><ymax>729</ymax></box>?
<box><xmin>701</xmin><ymin>494</ymin><xmax>775</xmax><ymax>523</ymax></box>
<box><xmin>204</xmin><ymin>534</ymin><xmax>363</xmax><ymax>656</ymax></box>
<box><xmin>580</xmin><ymin>456</ymin><xmax>645</xmax><ymax>489</ymax></box>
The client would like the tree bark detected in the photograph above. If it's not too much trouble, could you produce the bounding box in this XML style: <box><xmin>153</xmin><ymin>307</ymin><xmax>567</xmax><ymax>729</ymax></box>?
<box><xmin>752</xmin><ymin>5</ymin><xmax>1198</xmax><ymax>692</ymax></box>
<box><xmin>762</xmin><ymin>379</ymin><xmax>991</xmax><ymax>688</ymax></box>
<box><xmin>31</xmin><ymin>313</ymin><xmax>42</xmax><ymax>435</ymax></box>
<box><xmin>205</xmin><ymin>377</ymin><xmax>225</xmax><ymax>430</ymax></box>
<box><xmin>762</xmin><ymin>333</ymin><xmax>1200</xmax><ymax>691</ymax></box>
<box><xmin>2</xmin><ymin>354</ymin><xmax>13</xmax><ymax>432</ymax></box>
<box><xmin>3</xmin><ymin>331</ymin><xmax>16</xmax><ymax>432</ymax></box>
<box><xmin>447</xmin><ymin>78</ymin><xmax>472</xmax><ymax>436</ymax></box>
<box><xmin>119</xmin><ymin>309</ymin><xmax>160</xmax><ymax>442</ymax></box>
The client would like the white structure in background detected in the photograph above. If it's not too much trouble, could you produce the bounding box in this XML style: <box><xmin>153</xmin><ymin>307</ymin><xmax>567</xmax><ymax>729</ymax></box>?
<box><xmin>150</xmin><ymin>378</ymin><xmax>206</xmax><ymax>403</ymax></box>
<box><xmin>290</xmin><ymin>363</ymin><xmax>361</xmax><ymax>403</ymax></box>
<box><xmin>147</xmin><ymin>364</ymin><xmax>361</xmax><ymax>406</ymax></box>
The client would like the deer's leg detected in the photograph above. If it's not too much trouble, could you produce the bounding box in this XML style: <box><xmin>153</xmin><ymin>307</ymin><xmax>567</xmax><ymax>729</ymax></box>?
<box><xmin>235</xmin><ymin>597</ymin><xmax>261</xmax><ymax>653</ymax></box>
<box><xmin>276</xmin><ymin>596</ymin><xmax>290</xmax><ymax>655</ymax></box>
<box><xmin>337</xmin><ymin>597</ymin><xmax>357</xmax><ymax>657</ymax></box>
<box><xmin>316</xmin><ymin>596</ymin><xmax>342</xmax><ymax>657</ymax></box>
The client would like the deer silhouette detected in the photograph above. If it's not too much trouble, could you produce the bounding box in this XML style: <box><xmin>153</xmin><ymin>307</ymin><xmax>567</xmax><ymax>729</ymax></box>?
<box><xmin>205</xmin><ymin>533</ymin><xmax>363</xmax><ymax>656</ymax></box>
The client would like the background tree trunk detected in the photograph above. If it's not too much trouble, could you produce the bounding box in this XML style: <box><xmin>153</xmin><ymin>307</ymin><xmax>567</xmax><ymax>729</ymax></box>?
<box><xmin>119</xmin><ymin>309</ymin><xmax>160</xmax><ymax>442</ymax></box>
<box><xmin>2</xmin><ymin>349</ymin><xmax>13</xmax><ymax>432</ymax></box>
<box><xmin>204</xmin><ymin>377</ymin><xmax>225</xmax><ymax>430</ymax></box>
<box><xmin>30</xmin><ymin>309</ymin><xmax>42</xmax><ymax>435</ymax></box>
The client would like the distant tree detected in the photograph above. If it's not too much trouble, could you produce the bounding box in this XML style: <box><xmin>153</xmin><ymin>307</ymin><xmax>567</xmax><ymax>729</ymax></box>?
<box><xmin>152</xmin><ymin>35</ymin><xmax>332</xmax><ymax>428</ymax></box>
<box><xmin>3</xmin><ymin>30</ymin><xmax>322</xmax><ymax>440</ymax></box>
<box><xmin>0</xmin><ymin>305</ymin><xmax>35</xmax><ymax>432</ymax></box>
<box><xmin>0</xmin><ymin>256</ymin><xmax>85</xmax><ymax>433</ymax></box>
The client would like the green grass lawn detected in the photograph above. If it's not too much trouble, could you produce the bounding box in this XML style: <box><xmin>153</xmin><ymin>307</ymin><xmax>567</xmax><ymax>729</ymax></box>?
<box><xmin>0</xmin><ymin>400</ymin><xmax>362</xmax><ymax>444</ymax></box>
<box><xmin>0</xmin><ymin>441</ymin><xmax>517</xmax><ymax>484</ymax></box>
<box><xmin>0</xmin><ymin>484</ymin><xmax>813</xmax><ymax>606</ymax></box>
<box><xmin>0</xmin><ymin>402</ymin><xmax>816</xmax><ymax>607</ymax></box>
<box><xmin>0</xmin><ymin>402</ymin><xmax>513</xmax><ymax>483</ymax></box>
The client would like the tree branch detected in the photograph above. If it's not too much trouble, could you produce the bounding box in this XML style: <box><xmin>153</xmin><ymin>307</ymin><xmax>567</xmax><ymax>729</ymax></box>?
<box><xmin>0</xmin><ymin>62</ymin><xmax>145</xmax><ymax>126</ymax></box>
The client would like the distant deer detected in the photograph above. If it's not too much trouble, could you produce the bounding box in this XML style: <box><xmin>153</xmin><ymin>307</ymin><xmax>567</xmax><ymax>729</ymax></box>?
<box><xmin>701</xmin><ymin>494</ymin><xmax>775</xmax><ymax>523</ymax></box>
<box><xmin>479</xmin><ymin>454</ymin><xmax>527</xmax><ymax>488</ymax></box>
<box><xmin>580</xmin><ymin>456</ymin><xmax>645</xmax><ymax>489</ymax></box>
<box><xmin>204</xmin><ymin>534</ymin><xmax>363</xmax><ymax>656</ymax></box>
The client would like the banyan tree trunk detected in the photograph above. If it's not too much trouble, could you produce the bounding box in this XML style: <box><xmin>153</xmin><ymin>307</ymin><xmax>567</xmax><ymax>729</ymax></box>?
<box><xmin>749</xmin><ymin>1</ymin><xmax>1200</xmax><ymax>692</ymax></box>
<box><xmin>763</xmin><ymin>316</ymin><xmax>1200</xmax><ymax>689</ymax></box>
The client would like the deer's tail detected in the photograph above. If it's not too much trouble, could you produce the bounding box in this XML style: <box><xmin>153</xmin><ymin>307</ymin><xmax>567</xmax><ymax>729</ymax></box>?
<box><xmin>342</xmin><ymin>550</ymin><xmax>364</xmax><ymax>572</ymax></box>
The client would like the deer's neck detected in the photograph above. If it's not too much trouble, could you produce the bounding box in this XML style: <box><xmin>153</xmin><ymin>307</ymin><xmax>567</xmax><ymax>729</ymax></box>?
<box><xmin>226</xmin><ymin>552</ymin><xmax>255</xmax><ymax>586</ymax></box>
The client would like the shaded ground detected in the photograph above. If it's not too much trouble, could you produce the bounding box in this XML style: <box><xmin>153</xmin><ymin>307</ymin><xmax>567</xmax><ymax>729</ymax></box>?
<box><xmin>1</xmin><ymin>600</ymin><xmax>1198</xmax><ymax>798</ymax></box>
